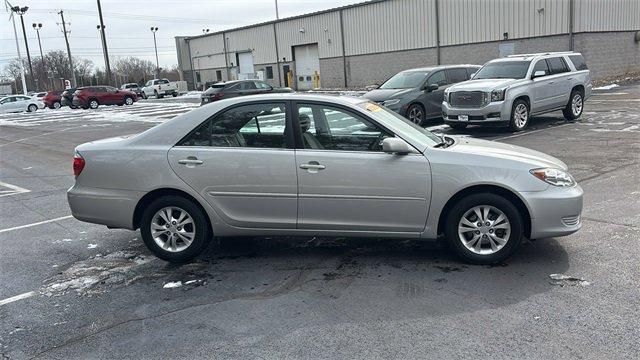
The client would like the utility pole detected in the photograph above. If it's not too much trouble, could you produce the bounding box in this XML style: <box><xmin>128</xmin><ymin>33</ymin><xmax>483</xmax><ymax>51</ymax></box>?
<box><xmin>32</xmin><ymin>23</ymin><xmax>46</xmax><ymax>90</ymax></box>
<box><xmin>10</xmin><ymin>5</ymin><xmax>33</xmax><ymax>91</ymax></box>
<box><xmin>275</xmin><ymin>0</ymin><xmax>279</xmax><ymax>19</ymax></box>
<box><xmin>58</xmin><ymin>10</ymin><xmax>76</xmax><ymax>87</ymax></box>
<box><xmin>96</xmin><ymin>0</ymin><xmax>111</xmax><ymax>85</ymax></box>
<box><xmin>151</xmin><ymin>27</ymin><xmax>159</xmax><ymax>78</ymax></box>
<box><xmin>6</xmin><ymin>0</ymin><xmax>28</xmax><ymax>94</ymax></box>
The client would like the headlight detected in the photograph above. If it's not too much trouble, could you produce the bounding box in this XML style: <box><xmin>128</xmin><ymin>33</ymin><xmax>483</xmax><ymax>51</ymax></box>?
<box><xmin>530</xmin><ymin>168</ymin><xmax>576</xmax><ymax>187</ymax></box>
<box><xmin>383</xmin><ymin>99</ymin><xmax>401</xmax><ymax>106</ymax></box>
<box><xmin>491</xmin><ymin>89</ymin><xmax>506</xmax><ymax>102</ymax></box>
<box><xmin>443</xmin><ymin>90</ymin><xmax>450</xmax><ymax>103</ymax></box>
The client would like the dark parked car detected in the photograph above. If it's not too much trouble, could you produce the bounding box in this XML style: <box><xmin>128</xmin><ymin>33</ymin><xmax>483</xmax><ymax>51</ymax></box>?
<box><xmin>120</xmin><ymin>83</ymin><xmax>143</xmax><ymax>97</ymax></box>
<box><xmin>362</xmin><ymin>65</ymin><xmax>481</xmax><ymax>125</ymax></box>
<box><xmin>61</xmin><ymin>87</ymin><xmax>78</xmax><ymax>108</ymax></box>
<box><xmin>72</xmin><ymin>86</ymin><xmax>137</xmax><ymax>109</ymax></box>
<box><xmin>43</xmin><ymin>91</ymin><xmax>64</xmax><ymax>109</ymax></box>
<box><xmin>200</xmin><ymin>80</ymin><xmax>291</xmax><ymax>106</ymax></box>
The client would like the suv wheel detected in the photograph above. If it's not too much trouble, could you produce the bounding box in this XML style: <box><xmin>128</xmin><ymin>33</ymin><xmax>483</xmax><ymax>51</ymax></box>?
<box><xmin>124</xmin><ymin>96</ymin><xmax>134</xmax><ymax>105</ymax></box>
<box><xmin>89</xmin><ymin>99</ymin><xmax>99</xmax><ymax>109</ymax></box>
<box><xmin>406</xmin><ymin>103</ymin><xmax>425</xmax><ymax>126</ymax></box>
<box><xmin>509</xmin><ymin>99</ymin><xmax>529</xmax><ymax>131</ymax></box>
<box><xmin>53</xmin><ymin>101</ymin><xmax>61</xmax><ymax>109</ymax></box>
<box><xmin>445</xmin><ymin>193</ymin><xmax>523</xmax><ymax>264</ymax></box>
<box><xmin>142</xmin><ymin>92</ymin><xmax>148</xmax><ymax>99</ymax></box>
<box><xmin>140</xmin><ymin>195</ymin><xmax>210</xmax><ymax>262</ymax></box>
<box><xmin>563</xmin><ymin>89</ymin><xmax>583</xmax><ymax>121</ymax></box>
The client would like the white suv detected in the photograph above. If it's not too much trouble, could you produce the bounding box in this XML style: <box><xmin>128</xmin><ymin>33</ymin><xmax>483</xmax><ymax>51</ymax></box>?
<box><xmin>443</xmin><ymin>52</ymin><xmax>592</xmax><ymax>131</ymax></box>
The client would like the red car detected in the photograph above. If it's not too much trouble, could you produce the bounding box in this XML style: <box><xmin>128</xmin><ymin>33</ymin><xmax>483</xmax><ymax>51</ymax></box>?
<box><xmin>72</xmin><ymin>86</ymin><xmax>137</xmax><ymax>109</ymax></box>
<box><xmin>43</xmin><ymin>91</ymin><xmax>64</xmax><ymax>109</ymax></box>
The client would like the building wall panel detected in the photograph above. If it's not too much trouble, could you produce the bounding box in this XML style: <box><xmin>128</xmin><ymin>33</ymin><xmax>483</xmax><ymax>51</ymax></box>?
<box><xmin>275</xmin><ymin>11</ymin><xmax>343</xmax><ymax>60</ymax></box>
<box><xmin>225</xmin><ymin>24</ymin><xmax>277</xmax><ymax>65</ymax></box>
<box><xmin>574</xmin><ymin>0</ymin><xmax>640</xmax><ymax>32</ymax></box>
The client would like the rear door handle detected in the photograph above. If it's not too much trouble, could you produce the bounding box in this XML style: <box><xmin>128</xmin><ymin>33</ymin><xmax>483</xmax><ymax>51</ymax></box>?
<box><xmin>299</xmin><ymin>162</ymin><xmax>326</xmax><ymax>172</ymax></box>
<box><xmin>178</xmin><ymin>157</ymin><xmax>203</xmax><ymax>166</ymax></box>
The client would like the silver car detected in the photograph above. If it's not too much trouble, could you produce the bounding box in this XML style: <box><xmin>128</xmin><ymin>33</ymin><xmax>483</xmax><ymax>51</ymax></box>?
<box><xmin>443</xmin><ymin>52</ymin><xmax>592</xmax><ymax>131</ymax></box>
<box><xmin>68</xmin><ymin>94</ymin><xmax>583</xmax><ymax>264</ymax></box>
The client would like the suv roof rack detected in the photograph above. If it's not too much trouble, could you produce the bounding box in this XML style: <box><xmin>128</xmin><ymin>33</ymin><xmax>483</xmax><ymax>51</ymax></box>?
<box><xmin>507</xmin><ymin>51</ymin><xmax>577</xmax><ymax>58</ymax></box>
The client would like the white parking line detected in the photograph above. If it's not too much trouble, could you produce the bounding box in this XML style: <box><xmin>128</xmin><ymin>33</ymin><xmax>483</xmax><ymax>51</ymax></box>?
<box><xmin>0</xmin><ymin>125</ymin><xmax>86</xmax><ymax>147</ymax></box>
<box><xmin>495</xmin><ymin>123</ymin><xmax>573</xmax><ymax>141</ymax></box>
<box><xmin>0</xmin><ymin>181</ymin><xmax>30</xmax><ymax>197</ymax></box>
<box><xmin>0</xmin><ymin>215</ymin><xmax>73</xmax><ymax>234</ymax></box>
<box><xmin>0</xmin><ymin>291</ymin><xmax>35</xmax><ymax>307</ymax></box>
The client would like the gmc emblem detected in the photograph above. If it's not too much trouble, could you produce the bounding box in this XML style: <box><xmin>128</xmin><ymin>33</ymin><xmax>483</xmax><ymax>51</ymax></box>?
<box><xmin>458</xmin><ymin>95</ymin><xmax>472</xmax><ymax>101</ymax></box>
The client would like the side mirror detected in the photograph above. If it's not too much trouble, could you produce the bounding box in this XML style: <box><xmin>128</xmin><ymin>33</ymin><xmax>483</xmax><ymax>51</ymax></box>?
<box><xmin>532</xmin><ymin>70</ymin><xmax>546</xmax><ymax>79</ymax></box>
<box><xmin>469</xmin><ymin>71</ymin><xmax>477</xmax><ymax>79</ymax></box>
<box><xmin>425</xmin><ymin>83</ymin><xmax>439</xmax><ymax>92</ymax></box>
<box><xmin>365</xmin><ymin>84</ymin><xmax>380</xmax><ymax>90</ymax></box>
<box><xmin>382</xmin><ymin>137</ymin><xmax>415</xmax><ymax>154</ymax></box>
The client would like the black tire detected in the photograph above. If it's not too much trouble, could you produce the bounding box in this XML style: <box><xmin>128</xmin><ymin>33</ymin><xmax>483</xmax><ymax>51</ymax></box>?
<box><xmin>53</xmin><ymin>101</ymin><xmax>61</xmax><ymax>109</ymax></box>
<box><xmin>563</xmin><ymin>89</ymin><xmax>584</xmax><ymax>121</ymax></box>
<box><xmin>27</xmin><ymin>104</ymin><xmax>38</xmax><ymax>112</ymax></box>
<box><xmin>448</xmin><ymin>123</ymin><xmax>468</xmax><ymax>131</ymax></box>
<box><xmin>405</xmin><ymin>103</ymin><xmax>426</xmax><ymax>126</ymax></box>
<box><xmin>172</xmin><ymin>92</ymin><xmax>178</xmax><ymax>97</ymax></box>
<box><xmin>69</xmin><ymin>104</ymin><xmax>78</xmax><ymax>109</ymax></box>
<box><xmin>124</xmin><ymin>96</ymin><xmax>134</xmax><ymax>105</ymax></box>
<box><xmin>88</xmin><ymin>99</ymin><xmax>99</xmax><ymax>109</ymax></box>
<box><xmin>140</xmin><ymin>195</ymin><xmax>210</xmax><ymax>263</ymax></box>
<box><xmin>509</xmin><ymin>99</ymin><xmax>529</xmax><ymax>132</ymax></box>
<box><xmin>154</xmin><ymin>90</ymin><xmax>163</xmax><ymax>99</ymax></box>
<box><xmin>444</xmin><ymin>193</ymin><xmax>523</xmax><ymax>264</ymax></box>
<box><xmin>142</xmin><ymin>92</ymin><xmax>148</xmax><ymax>99</ymax></box>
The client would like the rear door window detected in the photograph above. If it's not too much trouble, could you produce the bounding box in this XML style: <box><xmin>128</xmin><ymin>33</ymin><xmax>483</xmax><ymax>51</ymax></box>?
<box><xmin>546</xmin><ymin>57</ymin><xmax>569</xmax><ymax>75</ymax></box>
<box><xmin>568</xmin><ymin>55</ymin><xmax>588</xmax><ymax>70</ymax></box>
<box><xmin>445</xmin><ymin>68</ymin><xmax>469</xmax><ymax>83</ymax></box>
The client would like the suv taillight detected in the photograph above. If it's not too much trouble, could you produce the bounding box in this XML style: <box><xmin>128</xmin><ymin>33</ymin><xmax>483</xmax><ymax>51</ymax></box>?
<box><xmin>73</xmin><ymin>152</ymin><xmax>85</xmax><ymax>177</ymax></box>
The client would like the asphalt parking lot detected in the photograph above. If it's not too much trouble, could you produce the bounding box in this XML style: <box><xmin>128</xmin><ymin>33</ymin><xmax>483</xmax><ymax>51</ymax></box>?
<box><xmin>1</xmin><ymin>86</ymin><xmax>639</xmax><ymax>359</ymax></box>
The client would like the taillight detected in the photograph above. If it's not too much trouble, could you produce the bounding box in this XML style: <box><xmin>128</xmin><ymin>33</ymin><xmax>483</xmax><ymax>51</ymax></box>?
<box><xmin>73</xmin><ymin>152</ymin><xmax>85</xmax><ymax>177</ymax></box>
<box><xmin>212</xmin><ymin>92</ymin><xmax>224</xmax><ymax>101</ymax></box>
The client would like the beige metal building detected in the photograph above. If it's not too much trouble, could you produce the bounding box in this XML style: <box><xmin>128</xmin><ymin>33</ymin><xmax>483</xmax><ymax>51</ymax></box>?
<box><xmin>175</xmin><ymin>0</ymin><xmax>640</xmax><ymax>90</ymax></box>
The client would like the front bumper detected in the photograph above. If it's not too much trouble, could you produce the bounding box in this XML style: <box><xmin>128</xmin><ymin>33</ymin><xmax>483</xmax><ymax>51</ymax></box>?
<box><xmin>523</xmin><ymin>184</ymin><xmax>584</xmax><ymax>239</ymax></box>
<box><xmin>442</xmin><ymin>100</ymin><xmax>511</xmax><ymax>125</ymax></box>
<box><xmin>67</xmin><ymin>184</ymin><xmax>143</xmax><ymax>230</ymax></box>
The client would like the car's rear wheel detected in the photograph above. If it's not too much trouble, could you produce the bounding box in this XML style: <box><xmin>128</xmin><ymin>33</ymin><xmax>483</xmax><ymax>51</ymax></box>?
<box><xmin>445</xmin><ymin>193</ymin><xmax>523</xmax><ymax>264</ymax></box>
<box><xmin>53</xmin><ymin>101</ymin><xmax>61</xmax><ymax>109</ymax></box>
<box><xmin>124</xmin><ymin>96</ymin><xmax>134</xmax><ymax>105</ymax></box>
<box><xmin>140</xmin><ymin>195</ymin><xmax>210</xmax><ymax>262</ymax></box>
<box><xmin>27</xmin><ymin>104</ymin><xmax>37</xmax><ymax>112</ymax></box>
<box><xmin>509</xmin><ymin>99</ymin><xmax>529</xmax><ymax>131</ymax></box>
<box><xmin>406</xmin><ymin>103</ymin><xmax>425</xmax><ymax>126</ymax></box>
<box><xmin>172</xmin><ymin>93</ymin><xmax>178</xmax><ymax>97</ymax></box>
<box><xmin>563</xmin><ymin>89</ymin><xmax>583</xmax><ymax>121</ymax></box>
<box><xmin>448</xmin><ymin>123</ymin><xmax>468</xmax><ymax>131</ymax></box>
<box><xmin>89</xmin><ymin>99</ymin><xmax>99</xmax><ymax>109</ymax></box>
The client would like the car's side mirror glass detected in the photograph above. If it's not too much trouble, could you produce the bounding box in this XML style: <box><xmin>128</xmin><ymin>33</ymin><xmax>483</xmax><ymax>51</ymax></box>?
<box><xmin>532</xmin><ymin>70</ymin><xmax>546</xmax><ymax>79</ymax></box>
<box><xmin>382</xmin><ymin>137</ymin><xmax>415</xmax><ymax>154</ymax></box>
<box><xmin>469</xmin><ymin>71</ymin><xmax>477</xmax><ymax>79</ymax></box>
<box><xmin>427</xmin><ymin>83</ymin><xmax>439</xmax><ymax>92</ymax></box>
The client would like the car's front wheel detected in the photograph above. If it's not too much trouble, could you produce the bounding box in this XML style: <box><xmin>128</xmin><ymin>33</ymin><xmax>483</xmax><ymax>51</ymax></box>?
<box><xmin>89</xmin><ymin>99</ymin><xmax>99</xmax><ymax>109</ymax></box>
<box><xmin>27</xmin><ymin>104</ymin><xmax>38</xmax><ymax>112</ymax></box>
<box><xmin>142</xmin><ymin>92</ymin><xmax>148</xmax><ymax>99</ymax></box>
<box><xmin>509</xmin><ymin>99</ymin><xmax>529</xmax><ymax>131</ymax></box>
<box><xmin>140</xmin><ymin>195</ymin><xmax>210</xmax><ymax>262</ymax></box>
<box><xmin>563</xmin><ymin>89</ymin><xmax>583</xmax><ymax>121</ymax></box>
<box><xmin>445</xmin><ymin>193</ymin><xmax>523</xmax><ymax>264</ymax></box>
<box><xmin>53</xmin><ymin>101</ymin><xmax>61</xmax><ymax>109</ymax></box>
<box><xmin>406</xmin><ymin>103</ymin><xmax>425</xmax><ymax>126</ymax></box>
<box><xmin>124</xmin><ymin>96</ymin><xmax>134</xmax><ymax>105</ymax></box>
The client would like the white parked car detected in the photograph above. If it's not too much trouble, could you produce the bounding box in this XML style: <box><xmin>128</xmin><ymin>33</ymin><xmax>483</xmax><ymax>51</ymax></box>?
<box><xmin>141</xmin><ymin>78</ymin><xmax>178</xmax><ymax>99</ymax></box>
<box><xmin>0</xmin><ymin>95</ymin><xmax>44</xmax><ymax>113</ymax></box>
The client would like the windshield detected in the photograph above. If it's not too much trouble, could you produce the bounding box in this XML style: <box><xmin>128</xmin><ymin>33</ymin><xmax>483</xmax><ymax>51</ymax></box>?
<box><xmin>357</xmin><ymin>101</ymin><xmax>441</xmax><ymax>147</ymax></box>
<box><xmin>379</xmin><ymin>71</ymin><xmax>428</xmax><ymax>89</ymax></box>
<box><xmin>474</xmin><ymin>61</ymin><xmax>531</xmax><ymax>79</ymax></box>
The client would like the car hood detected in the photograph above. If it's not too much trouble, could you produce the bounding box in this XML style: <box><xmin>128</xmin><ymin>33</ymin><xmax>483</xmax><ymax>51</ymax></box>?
<box><xmin>448</xmin><ymin>78</ymin><xmax>522</xmax><ymax>92</ymax></box>
<box><xmin>362</xmin><ymin>88</ymin><xmax>414</xmax><ymax>102</ymax></box>
<box><xmin>448</xmin><ymin>136</ymin><xmax>568</xmax><ymax>170</ymax></box>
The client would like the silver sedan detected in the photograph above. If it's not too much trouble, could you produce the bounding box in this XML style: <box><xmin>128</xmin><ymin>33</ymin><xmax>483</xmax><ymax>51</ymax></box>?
<box><xmin>67</xmin><ymin>93</ymin><xmax>583</xmax><ymax>264</ymax></box>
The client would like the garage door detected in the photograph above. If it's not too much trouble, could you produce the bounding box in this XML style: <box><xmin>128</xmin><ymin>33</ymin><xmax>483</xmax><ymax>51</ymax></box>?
<box><xmin>294</xmin><ymin>44</ymin><xmax>320</xmax><ymax>90</ymax></box>
<box><xmin>238</xmin><ymin>52</ymin><xmax>254</xmax><ymax>79</ymax></box>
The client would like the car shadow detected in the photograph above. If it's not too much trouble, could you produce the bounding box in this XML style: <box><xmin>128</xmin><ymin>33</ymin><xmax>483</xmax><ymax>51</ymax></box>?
<box><xmin>426</xmin><ymin>115</ymin><xmax>569</xmax><ymax>138</ymax></box>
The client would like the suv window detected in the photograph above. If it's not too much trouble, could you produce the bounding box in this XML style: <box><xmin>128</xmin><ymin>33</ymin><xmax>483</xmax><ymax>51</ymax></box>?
<box><xmin>296</xmin><ymin>104</ymin><xmax>392</xmax><ymax>152</ymax></box>
<box><xmin>568</xmin><ymin>55</ymin><xmax>588</xmax><ymax>71</ymax></box>
<box><xmin>179</xmin><ymin>103</ymin><xmax>288</xmax><ymax>149</ymax></box>
<box><xmin>546</xmin><ymin>57</ymin><xmax>569</xmax><ymax>75</ymax></box>
<box><xmin>445</xmin><ymin>68</ymin><xmax>469</xmax><ymax>83</ymax></box>
<box><xmin>254</xmin><ymin>81</ymin><xmax>271</xmax><ymax>90</ymax></box>
<box><xmin>427</xmin><ymin>71</ymin><xmax>447</xmax><ymax>86</ymax></box>
<box><xmin>532</xmin><ymin>60</ymin><xmax>550</xmax><ymax>76</ymax></box>
<box><xmin>239</xmin><ymin>82</ymin><xmax>256</xmax><ymax>90</ymax></box>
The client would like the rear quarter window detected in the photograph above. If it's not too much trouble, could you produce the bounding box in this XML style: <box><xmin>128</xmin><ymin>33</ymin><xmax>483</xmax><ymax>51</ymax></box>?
<box><xmin>568</xmin><ymin>55</ymin><xmax>588</xmax><ymax>71</ymax></box>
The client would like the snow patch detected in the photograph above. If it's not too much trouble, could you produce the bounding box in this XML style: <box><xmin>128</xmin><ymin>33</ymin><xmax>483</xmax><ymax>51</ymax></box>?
<box><xmin>163</xmin><ymin>281</ymin><xmax>183</xmax><ymax>289</ymax></box>
<box><xmin>87</xmin><ymin>244</ymin><xmax>98</xmax><ymax>249</ymax></box>
<box><xmin>593</xmin><ymin>84</ymin><xmax>619</xmax><ymax>90</ymax></box>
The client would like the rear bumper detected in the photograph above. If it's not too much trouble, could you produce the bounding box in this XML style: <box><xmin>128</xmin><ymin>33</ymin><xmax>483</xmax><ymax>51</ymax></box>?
<box><xmin>442</xmin><ymin>100</ymin><xmax>511</xmax><ymax>125</ymax></box>
<box><xmin>523</xmin><ymin>184</ymin><xmax>584</xmax><ymax>239</ymax></box>
<box><xmin>67</xmin><ymin>184</ymin><xmax>144</xmax><ymax>230</ymax></box>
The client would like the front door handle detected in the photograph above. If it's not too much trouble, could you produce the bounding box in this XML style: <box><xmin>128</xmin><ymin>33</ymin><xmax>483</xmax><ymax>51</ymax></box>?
<box><xmin>300</xmin><ymin>161</ymin><xmax>326</xmax><ymax>172</ymax></box>
<box><xmin>178</xmin><ymin>157</ymin><xmax>204</xmax><ymax>166</ymax></box>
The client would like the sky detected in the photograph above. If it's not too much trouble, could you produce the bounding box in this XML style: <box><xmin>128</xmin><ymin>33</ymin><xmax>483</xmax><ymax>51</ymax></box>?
<box><xmin>1</xmin><ymin>0</ymin><xmax>364</xmax><ymax>71</ymax></box>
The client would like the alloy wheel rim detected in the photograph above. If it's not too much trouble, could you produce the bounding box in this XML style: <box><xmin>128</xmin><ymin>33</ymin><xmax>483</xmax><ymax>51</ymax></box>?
<box><xmin>90</xmin><ymin>100</ymin><xmax>98</xmax><ymax>108</ymax></box>
<box><xmin>151</xmin><ymin>206</ymin><xmax>195</xmax><ymax>253</ymax></box>
<box><xmin>126</xmin><ymin>98</ymin><xmax>133</xmax><ymax>105</ymax></box>
<box><xmin>458</xmin><ymin>205</ymin><xmax>511</xmax><ymax>255</ymax></box>
<box><xmin>54</xmin><ymin>102</ymin><xmax>61</xmax><ymax>109</ymax></box>
<box><xmin>514</xmin><ymin>104</ymin><xmax>528</xmax><ymax>128</ymax></box>
<box><xmin>408</xmin><ymin>107</ymin><xmax>423</xmax><ymax>124</ymax></box>
<box><xmin>571</xmin><ymin>94</ymin><xmax>582</xmax><ymax>116</ymax></box>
